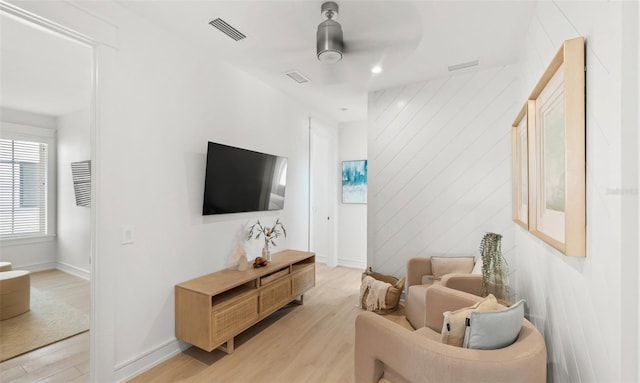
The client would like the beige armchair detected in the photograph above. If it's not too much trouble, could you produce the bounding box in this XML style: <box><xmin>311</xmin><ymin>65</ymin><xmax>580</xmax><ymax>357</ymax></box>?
<box><xmin>406</xmin><ymin>256</ymin><xmax>481</xmax><ymax>328</ymax></box>
<box><xmin>355</xmin><ymin>285</ymin><xmax>547</xmax><ymax>383</ymax></box>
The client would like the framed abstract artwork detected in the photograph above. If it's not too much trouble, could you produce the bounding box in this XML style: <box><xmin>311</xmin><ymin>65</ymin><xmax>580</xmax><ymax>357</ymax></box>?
<box><xmin>342</xmin><ymin>160</ymin><xmax>367</xmax><ymax>204</ymax></box>
<box><xmin>511</xmin><ymin>102</ymin><xmax>531</xmax><ymax>229</ymax></box>
<box><xmin>527</xmin><ymin>36</ymin><xmax>585</xmax><ymax>257</ymax></box>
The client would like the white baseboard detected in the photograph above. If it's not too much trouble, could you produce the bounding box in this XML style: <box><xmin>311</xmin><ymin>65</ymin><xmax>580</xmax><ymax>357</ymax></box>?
<box><xmin>337</xmin><ymin>258</ymin><xmax>366</xmax><ymax>270</ymax></box>
<box><xmin>10</xmin><ymin>261</ymin><xmax>57</xmax><ymax>273</ymax></box>
<box><xmin>56</xmin><ymin>261</ymin><xmax>90</xmax><ymax>280</ymax></box>
<box><xmin>315</xmin><ymin>256</ymin><xmax>366</xmax><ymax>269</ymax></box>
<box><xmin>315</xmin><ymin>255</ymin><xmax>328</xmax><ymax>264</ymax></box>
<box><xmin>115</xmin><ymin>338</ymin><xmax>188</xmax><ymax>382</ymax></box>
<box><xmin>3</xmin><ymin>260</ymin><xmax>90</xmax><ymax>280</ymax></box>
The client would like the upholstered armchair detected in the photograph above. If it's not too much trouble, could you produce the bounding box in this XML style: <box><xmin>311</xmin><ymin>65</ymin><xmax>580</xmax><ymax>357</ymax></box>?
<box><xmin>405</xmin><ymin>256</ymin><xmax>481</xmax><ymax>328</ymax></box>
<box><xmin>354</xmin><ymin>285</ymin><xmax>547</xmax><ymax>383</ymax></box>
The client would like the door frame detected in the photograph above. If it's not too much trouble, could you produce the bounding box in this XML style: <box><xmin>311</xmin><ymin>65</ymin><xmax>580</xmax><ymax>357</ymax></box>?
<box><xmin>0</xmin><ymin>1</ymin><xmax>106</xmax><ymax>380</ymax></box>
<box><xmin>308</xmin><ymin>118</ymin><xmax>338</xmax><ymax>267</ymax></box>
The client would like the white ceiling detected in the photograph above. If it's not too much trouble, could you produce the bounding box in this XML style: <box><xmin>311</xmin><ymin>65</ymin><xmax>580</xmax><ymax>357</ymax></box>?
<box><xmin>0</xmin><ymin>1</ymin><xmax>536</xmax><ymax>122</ymax></box>
<box><xmin>120</xmin><ymin>0</ymin><xmax>537</xmax><ymax>123</ymax></box>
<box><xmin>0</xmin><ymin>12</ymin><xmax>93</xmax><ymax>117</ymax></box>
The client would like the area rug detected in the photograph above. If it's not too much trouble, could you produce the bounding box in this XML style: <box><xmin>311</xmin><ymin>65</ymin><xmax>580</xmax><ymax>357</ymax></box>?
<box><xmin>0</xmin><ymin>286</ymin><xmax>89</xmax><ymax>362</ymax></box>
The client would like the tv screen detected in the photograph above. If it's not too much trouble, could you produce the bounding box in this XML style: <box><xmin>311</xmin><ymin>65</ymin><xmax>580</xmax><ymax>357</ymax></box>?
<box><xmin>202</xmin><ymin>142</ymin><xmax>287</xmax><ymax>215</ymax></box>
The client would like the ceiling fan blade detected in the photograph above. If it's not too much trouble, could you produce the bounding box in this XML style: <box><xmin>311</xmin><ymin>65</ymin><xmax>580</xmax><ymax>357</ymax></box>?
<box><xmin>344</xmin><ymin>39</ymin><xmax>419</xmax><ymax>55</ymax></box>
<box><xmin>319</xmin><ymin>62</ymin><xmax>352</xmax><ymax>85</ymax></box>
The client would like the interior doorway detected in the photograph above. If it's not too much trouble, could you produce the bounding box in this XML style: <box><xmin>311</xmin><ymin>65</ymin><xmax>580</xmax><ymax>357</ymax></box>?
<box><xmin>0</xmin><ymin>4</ymin><xmax>95</xmax><ymax>381</ymax></box>
<box><xmin>309</xmin><ymin>119</ymin><xmax>337</xmax><ymax>266</ymax></box>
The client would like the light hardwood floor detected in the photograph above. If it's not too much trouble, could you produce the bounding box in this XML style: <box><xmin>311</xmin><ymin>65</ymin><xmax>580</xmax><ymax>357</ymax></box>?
<box><xmin>0</xmin><ymin>265</ymin><xmax>409</xmax><ymax>383</ymax></box>
<box><xmin>130</xmin><ymin>264</ymin><xmax>410</xmax><ymax>383</ymax></box>
<box><xmin>0</xmin><ymin>269</ymin><xmax>90</xmax><ymax>383</ymax></box>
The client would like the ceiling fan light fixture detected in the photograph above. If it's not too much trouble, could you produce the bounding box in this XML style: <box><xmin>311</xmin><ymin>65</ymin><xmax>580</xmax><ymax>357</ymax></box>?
<box><xmin>317</xmin><ymin>2</ymin><xmax>343</xmax><ymax>64</ymax></box>
<box><xmin>318</xmin><ymin>49</ymin><xmax>343</xmax><ymax>64</ymax></box>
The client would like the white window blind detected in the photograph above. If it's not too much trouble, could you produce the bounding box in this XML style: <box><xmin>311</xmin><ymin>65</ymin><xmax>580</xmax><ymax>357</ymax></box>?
<box><xmin>0</xmin><ymin>139</ymin><xmax>48</xmax><ymax>239</ymax></box>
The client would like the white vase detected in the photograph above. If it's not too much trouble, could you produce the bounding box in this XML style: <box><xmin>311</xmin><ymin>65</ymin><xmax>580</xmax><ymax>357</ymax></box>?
<box><xmin>262</xmin><ymin>242</ymin><xmax>271</xmax><ymax>262</ymax></box>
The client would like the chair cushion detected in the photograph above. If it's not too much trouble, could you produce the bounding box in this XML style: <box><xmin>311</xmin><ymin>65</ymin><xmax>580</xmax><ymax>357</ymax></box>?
<box><xmin>405</xmin><ymin>284</ymin><xmax>430</xmax><ymax>329</ymax></box>
<box><xmin>431</xmin><ymin>257</ymin><xmax>474</xmax><ymax>280</ymax></box>
<box><xmin>463</xmin><ymin>299</ymin><xmax>525</xmax><ymax>350</ymax></box>
<box><xmin>441</xmin><ymin>294</ymin><xmax>497</xmax><ymax>347</ymax></box>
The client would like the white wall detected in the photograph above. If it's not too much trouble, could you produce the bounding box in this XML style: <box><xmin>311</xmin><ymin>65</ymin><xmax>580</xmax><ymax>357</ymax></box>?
<box><xmin>338</xmin><ymin>120</ymin><xmax>367</xmax><ymax>269</ymax></box>
<box><xmin>104</xmin><ymin>17</ymin><xmax>335</xmax><ymax>382</ymax></box>
<box><xmin>515</xmin><ymin>2</ymin><xmax>638</xmax><ymax>382</ymax></box>
<box><xmin>621</xmin><ymin>2</ymin><xmax>640</xmax><ymax>381</ymax></box>
<box><xmin>0</xmin><ymin>107</ymin><xmax>57</xmax><ymax>270</ymax></box>
<box><xmin>367</xmin><ymin>65</ymin><xmax>519</xmax><ymax>279</ymax></box>
<box><xmin>56</xmin><ymin>108</ymin><xmax>91</xmax><ymax>278</ymax></box>
<box><xmin>5</xmin><ymin>2</ymin><xmax>339</xmax><ymax>381</ymax></box>
<box><xmin>1</xmin><ymin>107</ymin><xmax>57</xmax><ymax>129</ymax></box>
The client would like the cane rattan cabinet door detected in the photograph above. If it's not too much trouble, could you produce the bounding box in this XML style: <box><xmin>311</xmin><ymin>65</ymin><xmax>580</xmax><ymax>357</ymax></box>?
<box><xmin>212</xmin><ymin>293</ymin><xmax>259</xmax><ymax>344</ymax></box>
<box><xmin>259</xmin><ymin>278</ymin><xmax>291</xmax><ymax>316</ymax></box>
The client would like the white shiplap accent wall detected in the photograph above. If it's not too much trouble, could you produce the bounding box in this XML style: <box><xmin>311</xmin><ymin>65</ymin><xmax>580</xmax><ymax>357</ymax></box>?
<box><xmin>367</xmin><ymin>65</ymin><xmax>519</xmax><ymax>279</ymax></box>
<box><xmin>515</xmin><ymin>2</ymin><xmax>630</xmax><ymax>382</ymax></box>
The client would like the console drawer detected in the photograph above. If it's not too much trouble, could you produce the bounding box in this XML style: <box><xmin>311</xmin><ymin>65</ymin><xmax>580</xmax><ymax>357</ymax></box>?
<box><xmin>260</xmin><ymin>267</ymin><xmax>290</xmax><ymax>286</ymax></box>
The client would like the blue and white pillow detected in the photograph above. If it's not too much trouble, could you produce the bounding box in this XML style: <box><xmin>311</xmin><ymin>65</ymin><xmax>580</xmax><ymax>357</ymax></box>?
<box><xmin>462</xmin><ymin>299</ymin><xmax>525</xmax><ymax>350</ymax></box>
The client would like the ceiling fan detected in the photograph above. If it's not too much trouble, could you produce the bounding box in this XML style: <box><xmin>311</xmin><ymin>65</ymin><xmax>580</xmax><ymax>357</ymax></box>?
<box><xmin>314</xmin><ymin>1</ymin><xmax>421</xmax><ymax>69</ymax></box>
<box><xmin>316</xmin><ymin>1</ymin><xmax>344</xmax><ymax>64</ymax></box>
<box><xmin>266</xmin><ymin>1</ymin><xmax>422</xmax><ymax>84</ymax></box>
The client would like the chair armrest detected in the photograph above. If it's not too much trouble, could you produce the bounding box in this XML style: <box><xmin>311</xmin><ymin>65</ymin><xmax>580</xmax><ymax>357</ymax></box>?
<box><xmin>440</xmin><ymin>274</ymin><xmax>482</xmax><ymax>296</ymax></box>
<box><xmin>355</xmin><ymin>288</ymin><xmax>548</xmax><ymax>383</ymax></box>
<box><xmin>355</xmin><ymin>311</ymin><xmax>437</xmax><ymax>383</ymax></box>
<box><xmin>355</xmin><ymin>309</ymin><xmax>508</xmax><ymax>383</ymax></box>
<box><xmin>406</xmin><ymin>257</ymin><xmax>432</xmax><ymax>289</ymax></box>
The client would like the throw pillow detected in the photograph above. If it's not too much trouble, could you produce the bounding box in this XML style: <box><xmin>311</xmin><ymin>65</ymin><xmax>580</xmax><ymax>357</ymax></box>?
<box><xmin>431</xmin><ymin>257</ymin><xmax>474</xmax><ymax>280</ymax></box>
<box><xmin>471</xmin><ymin>257</ymin><xmax>483</xmax><ymax>275</ymax></box>
<box><xmin>441</xmin><ymin>294</ymin><xmax>498</xmax><ymax>347</ymax></box>
<box><xmin>462</xmin><ymin>299</ymin><xmax>526</xmax><ymax>350</ymax></box>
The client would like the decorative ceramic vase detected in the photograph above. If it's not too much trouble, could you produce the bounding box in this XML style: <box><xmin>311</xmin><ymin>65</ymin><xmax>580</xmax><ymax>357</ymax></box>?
<box><xmin>262</xmin><ymin>240</ymin><xmax>271</xmax><ymax>262</ymax></box>
<box><xmin>237</xmin><ymin>251</ymin><xmax>248</xmax><ymax>271</ymax></box>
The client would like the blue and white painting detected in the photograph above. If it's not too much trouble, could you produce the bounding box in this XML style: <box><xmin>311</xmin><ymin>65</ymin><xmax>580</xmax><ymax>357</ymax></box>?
<box><xmin>342</xmin><ymin>160</ymin><xmax>367</xmax><ymax>204</ymax></box>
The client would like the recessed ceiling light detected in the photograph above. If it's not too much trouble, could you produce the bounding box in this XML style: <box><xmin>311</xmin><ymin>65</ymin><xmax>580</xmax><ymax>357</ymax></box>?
<box><xmin>371</xmin><ymin>66</ymin><xmax>382</xmax><ymax>74</ymax></box>
<box><xmin>397</xmin><ymin>100</ymin><xmax>406</xmax><ymax>108</ymax></box>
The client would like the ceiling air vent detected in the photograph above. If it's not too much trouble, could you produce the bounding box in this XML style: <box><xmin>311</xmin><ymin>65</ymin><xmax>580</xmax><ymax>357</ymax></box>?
<box><xmin>209</xmin><ymin>18</ymin><xmax>246</xmax><ymax>41</ymax></box>
<box><xmin>284</xmin><ymin>70</ymin><xmax>311</xmax><ymax>84</ymax></box>
<box><xmin>448</xmin><ymin>59</ymin><xmax>480</xmax><ymax>72</ymax></box>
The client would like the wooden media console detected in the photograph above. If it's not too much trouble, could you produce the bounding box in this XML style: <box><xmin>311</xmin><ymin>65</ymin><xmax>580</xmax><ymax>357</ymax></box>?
<box><xmin>175</xmin><ymin>249</ymin><xmax>315</xmax><ymax>353</ymax></box>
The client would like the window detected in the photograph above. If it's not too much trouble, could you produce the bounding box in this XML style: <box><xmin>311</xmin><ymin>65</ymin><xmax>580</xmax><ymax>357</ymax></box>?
<box><xmin>0</xmin><ymin>138</ymin><xmax>49</xmax><ymax>239</ymax></box>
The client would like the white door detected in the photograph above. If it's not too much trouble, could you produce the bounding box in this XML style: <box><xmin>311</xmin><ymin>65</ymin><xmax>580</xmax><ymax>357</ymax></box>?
<box><xmin>310</xmin><ymin>123</ymin><xmax>337</xmax><ymax>266</ymax></box>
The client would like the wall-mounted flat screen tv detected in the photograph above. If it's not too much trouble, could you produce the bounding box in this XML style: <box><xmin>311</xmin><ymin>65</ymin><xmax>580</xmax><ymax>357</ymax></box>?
<box><xmin>203</xmin><ymin>142</ymin><xmax>287</xmax><ymax>215</ymax></box>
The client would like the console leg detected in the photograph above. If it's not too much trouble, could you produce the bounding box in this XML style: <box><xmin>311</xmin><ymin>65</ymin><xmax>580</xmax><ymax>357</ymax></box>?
<box><xmin>218</xmin><ymin>338</ymin><xmax>234</xmax><ymax>354</ymax></box>
<box><xmin>292</xmin><ymin>294</ymin><xmax>304</xmax><ymax>305</ymax></box>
